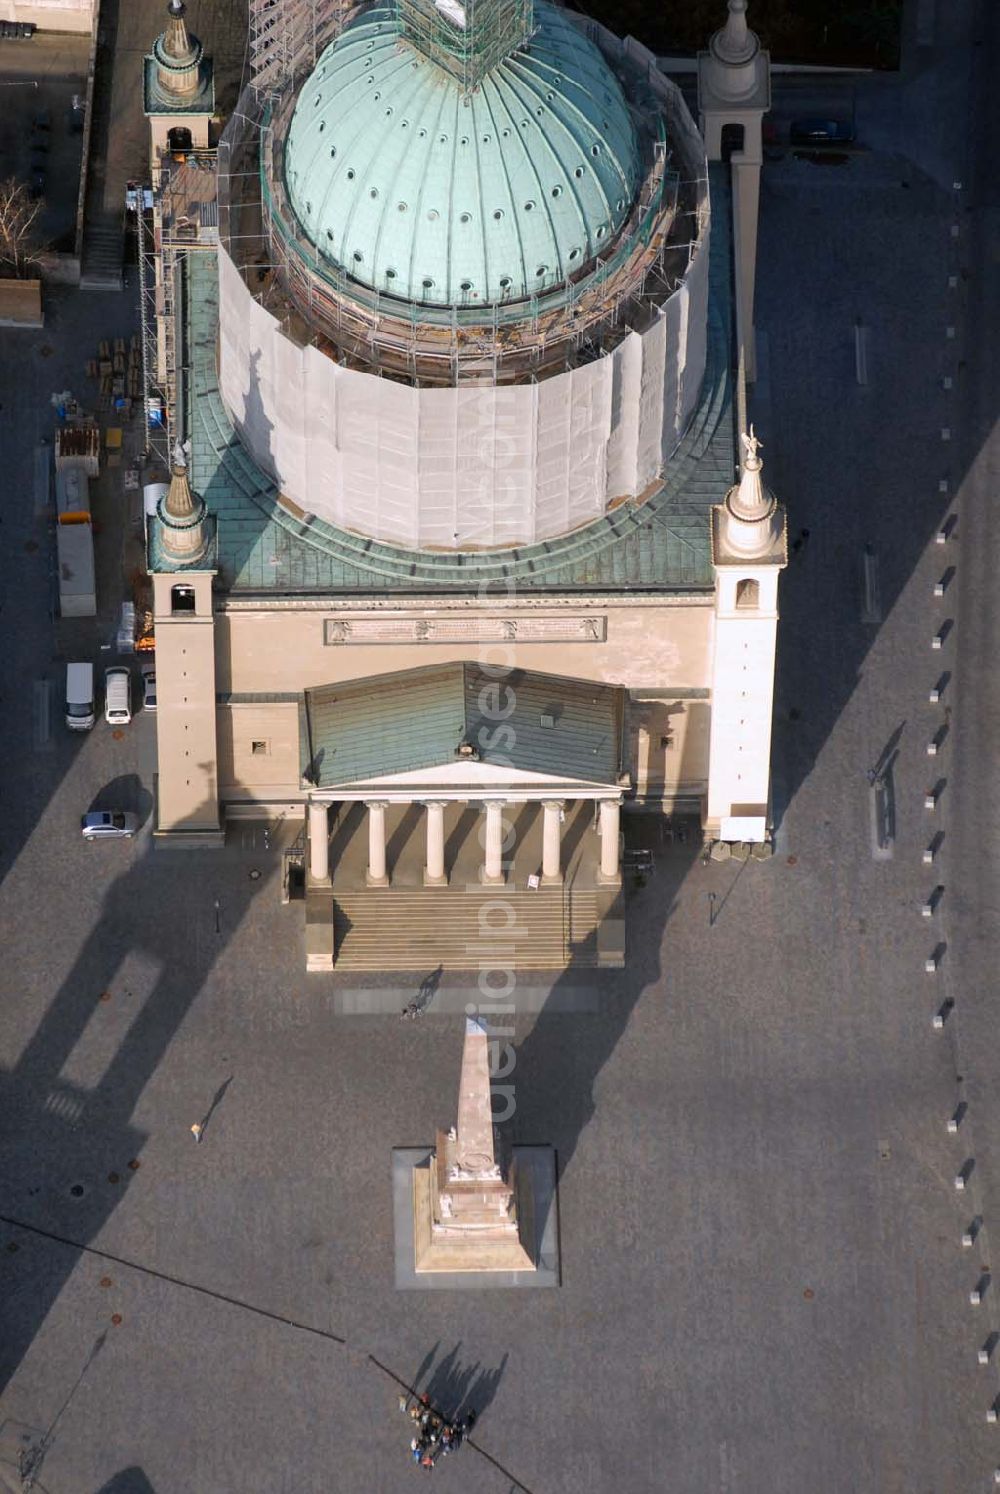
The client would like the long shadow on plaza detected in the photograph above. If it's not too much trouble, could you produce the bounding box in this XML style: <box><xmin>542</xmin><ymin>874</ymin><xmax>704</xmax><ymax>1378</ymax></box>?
<box><xmin>0</xmin><ymin>813</ymin><xmax>269</xmax><ymax>1400</ymax></box>
<box><xmin>508</xmin><ymin>831</ymin><xmax>698</xmax><ymax>1222</ymax></box>
<box><xmin>756</xmin><ymin>24</ymin><xmax>999</xmax><ymax>830</ymax></box>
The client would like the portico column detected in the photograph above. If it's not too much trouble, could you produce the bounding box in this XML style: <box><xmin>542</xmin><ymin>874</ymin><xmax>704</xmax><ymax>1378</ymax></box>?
<box><xmin>598</xmin><ymin>798</ymin><xmax>622</xmax><ymax>886</ymax></box>
<box><xmin>541</xmin><ymin>799</ymin><xmax>564</xmax><ymax>885</ymax></box>
<box><xmin>481</xmin><ymin>800</ymin><xmax>506</xmax><ymax>886</ymax></box>
<box><xmin>366</xmin><ymin>800</ymin><xmax>389</xmax><ymax>887</ymax></box>
<box><xmin>424</xmin><ymin>801</ymin><xmax>447</xmax><ymax>887</ymax></box>
<box><xmin>308</xmin><ymin>801</ymin><xmax>330</xmax><ymax>882</ymax></box>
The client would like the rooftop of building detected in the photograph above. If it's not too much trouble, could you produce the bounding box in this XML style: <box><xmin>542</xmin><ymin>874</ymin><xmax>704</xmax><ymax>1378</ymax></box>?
<box><xmin>282</xmin><ymin>1</ymin><xmax>641</xmax><ymax>309</ymax></box>
<box><xmin>301</xmin><ymin>661</ymin><xmax>624</xmax><ymax>788</ymax></box>
<box><xmin>168</xmin><ymin>163</ymin><xmax>735</xmax><ymax>595</ymax></box>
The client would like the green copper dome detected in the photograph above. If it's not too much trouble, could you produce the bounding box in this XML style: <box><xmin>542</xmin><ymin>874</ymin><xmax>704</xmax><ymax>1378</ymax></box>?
<box><xmin>282</xmin><ymin>1</ymin><xmax>641</xmax><ymax>308</ymax></box>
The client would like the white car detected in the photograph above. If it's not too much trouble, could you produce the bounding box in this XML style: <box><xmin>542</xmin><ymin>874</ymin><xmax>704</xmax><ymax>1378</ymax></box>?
<box><xmin>142</xmin><ymin>667</ymin><xmax>157</xmax><ymax>712</ymax></box>
<box><xmin>81</xmin><ymin>810</ymin><xmax>138</xmax><ymax>841</ymax></box>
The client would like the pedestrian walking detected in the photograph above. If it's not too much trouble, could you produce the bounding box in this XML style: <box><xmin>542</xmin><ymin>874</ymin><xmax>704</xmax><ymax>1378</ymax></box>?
<box><xmin>190</xmin><ymin>1123</ymin><xmax>203</xmax><ymax>1143</ymax></box>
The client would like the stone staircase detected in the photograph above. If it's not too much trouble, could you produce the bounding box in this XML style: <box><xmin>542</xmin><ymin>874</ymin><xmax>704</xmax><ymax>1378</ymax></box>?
<box><xmin>80</xmin><ymin>212</ymin><xmax>124</xmax><ymax>290</ymax></box>
<box><xmin>330</xmin><ymin>885</ymin><xmax>623</xmax><ymax>972</ymax></box>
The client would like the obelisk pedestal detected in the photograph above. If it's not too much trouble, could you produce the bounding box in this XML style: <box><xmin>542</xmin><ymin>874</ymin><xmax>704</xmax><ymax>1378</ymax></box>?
<box><xmin>392</xmin><ymin>1019</ymin><xmax>559</xmax><ymax>1289</ymax></box>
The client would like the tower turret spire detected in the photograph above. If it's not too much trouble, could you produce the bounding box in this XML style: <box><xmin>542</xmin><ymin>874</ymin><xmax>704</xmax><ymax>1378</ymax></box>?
<box><xmin>157</xmin><ymin>442</ymin><xmax>209</xmax><ymax>562</ymax></box>
<box><xmin>152</xmin><ymin>0</ymin><xmax>204</xmax><ymax>98</ymax></box>
<box><xmin>714</xmin><ymin>0</ymin><xmax>756</xmax><ymax>66</ymax></box>
<box><xmin>722</xmin><ymin>428</ymin><xmax>781</xmax><ymax>557</ymax></box>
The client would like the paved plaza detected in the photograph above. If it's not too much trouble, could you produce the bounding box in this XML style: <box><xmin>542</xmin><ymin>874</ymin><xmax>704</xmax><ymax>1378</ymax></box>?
<box><xmin>2</xmin><ymin>1</ymin><xmax>1000</xmax><ymax>1490</ymax></box>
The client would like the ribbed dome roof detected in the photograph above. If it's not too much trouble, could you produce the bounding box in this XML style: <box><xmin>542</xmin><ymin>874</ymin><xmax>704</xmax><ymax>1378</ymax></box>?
<box><xmin>283</xmin><ymin>2</ymin><xmax>641</xmax><ymax>308</ymax></box>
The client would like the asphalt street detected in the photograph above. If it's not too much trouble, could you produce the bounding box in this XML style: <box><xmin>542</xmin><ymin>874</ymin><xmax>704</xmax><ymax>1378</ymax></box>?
<box><xmin>1</xmin><ymin>3</ymin><xmax>999</xmax><ymax>1492</ymax></box>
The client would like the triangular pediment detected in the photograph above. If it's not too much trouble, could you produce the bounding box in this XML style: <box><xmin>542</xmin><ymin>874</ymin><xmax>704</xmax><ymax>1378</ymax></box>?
<box><xmin>301</xmin><ymin>662</ymin><xmax>625</xmax><ymax>792</ymax></box>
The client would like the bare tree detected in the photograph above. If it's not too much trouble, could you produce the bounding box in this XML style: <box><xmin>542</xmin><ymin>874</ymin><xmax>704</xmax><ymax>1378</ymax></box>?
<box><xmin>0</xmin><ymin>177</ymin><xmax>45</xmax><ymax>279</ymax></box>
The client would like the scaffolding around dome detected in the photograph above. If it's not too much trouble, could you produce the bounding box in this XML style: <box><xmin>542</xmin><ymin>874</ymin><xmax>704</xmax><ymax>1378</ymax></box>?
<box><xmin>398</xmin><ymin>0</ymin><xmax>535</xmax><ymax>92</ymax></box>
<box><xmin>220</xmin><ymin>17</ymin><xmax>707</xmax><ymax>388</ymax></box>
<box><xmin>248</xmin><ymin>0</ymin><xmax>347</xmax><ymax>99</ymax></box>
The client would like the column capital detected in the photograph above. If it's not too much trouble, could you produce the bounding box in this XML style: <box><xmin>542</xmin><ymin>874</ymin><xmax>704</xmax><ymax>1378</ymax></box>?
<box><xmin>363</xmin><ymin>798</ymin><xmax>390</xmax><ymax>810</ymax></box>
<box><xmin>540</xmin><ymin>798</ymin><xmax>566</xmax><ymax>811</ymax></box>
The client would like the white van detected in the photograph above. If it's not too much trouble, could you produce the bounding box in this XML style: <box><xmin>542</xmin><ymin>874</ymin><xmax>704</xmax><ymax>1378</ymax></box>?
<box><xmin>104</xmin><ymin>666</ymin><xmax>132</xmax><ymax>726</ymax></box>
<box><xmin>65</xmin><ymin>661</ymin><xmax>95</xmax><ymax>731</ymax></box>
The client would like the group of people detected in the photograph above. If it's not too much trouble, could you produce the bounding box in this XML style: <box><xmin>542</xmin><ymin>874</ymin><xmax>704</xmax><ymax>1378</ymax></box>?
<box><xmin>400</xmin><ymin>1392</ymin><xmax>476</xmax><ymax>1470</ymax></box>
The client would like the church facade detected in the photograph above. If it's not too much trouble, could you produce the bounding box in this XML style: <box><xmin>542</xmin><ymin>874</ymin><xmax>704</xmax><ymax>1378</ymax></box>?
<box><xmin>142</xmin><ymin>0</ymin><xmax>785</xmax><ymax>969</ymax></box>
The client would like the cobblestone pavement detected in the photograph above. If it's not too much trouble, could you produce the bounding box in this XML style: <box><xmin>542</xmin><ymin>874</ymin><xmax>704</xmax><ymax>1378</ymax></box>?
<box><xmin>1</xmin><ymin>4</ymin><xmax>999</xmax><ymax>1492</ymax></box>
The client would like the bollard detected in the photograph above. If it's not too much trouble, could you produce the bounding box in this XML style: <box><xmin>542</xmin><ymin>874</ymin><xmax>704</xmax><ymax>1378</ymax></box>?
<box><xmin>980</xmin><ymin>1348</ymin><xmax>990</xmax><ymax>1364</ymax></box>
<box><xmin>929</xmin><ymin>686</ymin><xmax>940</xmax><ymax>703</ymax></box>
<box><xmin>925</xmin><ymin>792</ymin><xmax>937</xmax><ymax>810</ymax></box>
<box><xmin>956</xmin><ymin>1174</ymin><xmax>967</xmax><ymax>1191</ymax></box>
<box><xmin>925</xmin><ymin>956</ymin><xmax>938</xmax><ymax>973</ymax></box>
<box><xmin>927</xmin><ymin>741</ymin><xmax>938</xmax><ymax>757</ymax></box>
<box><xmin>989</xmin><ymin>1404</ymin><xmax>998</xmax><ymax>1424</ymax></box>
<box><xmin>933</xmin><ymin>1011</ymin><xmax>945</xmax><ymax>1029</ymax></box>
<box><xmin>964</xmin><ymin>1230</ymin><xmax>975</xmax><ymax>1248</ymax></box>
<box><xmin>972</xmin><ymin>1286</ymin><xmax>982</xmax><ymax>1302</ymax></box>
<box><xmin>923</xmin><ymin>848</ymin><xmax>934</xmax><ymax>864</ymax></box>
<box><xmin>932</xmin><ymin>632</ymin><xmax>944</xmax><ymax>650</ymax></box>
<box><xmin>922</xmin><ymin>902</ymin><xmax>933</xmax><ymax>917</ymax></box>
<box><xmin>934</xmin><ymin>580</ymin><xmax>945</xmax><ymax>597</ymax></box>
<box><xmin>947</xmin><ymin>1115</ymin><xmax>959</xmax><ymax>1133</ymax></box>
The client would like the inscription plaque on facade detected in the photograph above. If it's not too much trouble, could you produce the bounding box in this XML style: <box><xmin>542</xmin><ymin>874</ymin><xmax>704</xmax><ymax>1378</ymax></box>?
<box><xmin>324</xmin><ymin>615</ymin><xmax>607</xmax><ymax>645</ymax></box>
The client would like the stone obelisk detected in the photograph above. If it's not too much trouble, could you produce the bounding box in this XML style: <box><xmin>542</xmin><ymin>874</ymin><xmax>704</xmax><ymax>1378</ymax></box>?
<box><xmin>413</xmin><ymin>1018</ymin><xmax>535</xmax><ymax>1274</ymax></box>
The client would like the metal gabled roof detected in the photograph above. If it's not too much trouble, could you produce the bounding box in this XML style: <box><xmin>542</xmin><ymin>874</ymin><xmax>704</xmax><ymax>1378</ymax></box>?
<box><xmin>301</xmin><ymin>662</ymin><xmax>623</xmax><ymax>787</ymax></box>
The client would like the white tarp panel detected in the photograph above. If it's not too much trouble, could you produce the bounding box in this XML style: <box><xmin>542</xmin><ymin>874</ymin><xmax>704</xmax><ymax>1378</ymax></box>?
<box><xmin>676</xmin><ymin>228</ymin><xmax>710</xmax><ymax>443</ymax></box>
<box><xmin>659</xmin><ymin>288</ymin><xmax>683</xmax><ymax>467</ymax></box>
<box><xmin>606</xmin><ymin>331</ymin><xmax>642</xmax><ymax>501</ymax></box>
<box><xmin>636</xmin><ymin>309</ymin><xmax>667</xmax><ymax>493</ymax></box>
<box><xmin>218</xmin><ymin>238</ymin><xmax>710</xmax><ymax>550</ymax></box>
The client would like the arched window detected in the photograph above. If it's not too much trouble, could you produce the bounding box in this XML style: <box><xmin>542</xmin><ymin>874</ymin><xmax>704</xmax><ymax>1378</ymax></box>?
<box><xmin>171</xmin><ymin>584</ymin><xmax>196</xmax><ymax>614</ymax></box>
<box><xmin>720</xmin><ymin>123</ymin><xmax>745</xmax><ymax>162</ymax></box>
<box><xmin>736</xmin><ymin>578</ymin><xmax>759</xmax><ymax>610</ymax></box>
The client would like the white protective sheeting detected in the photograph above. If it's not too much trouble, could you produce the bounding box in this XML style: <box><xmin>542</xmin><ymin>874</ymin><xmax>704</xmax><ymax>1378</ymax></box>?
<box><xmin>218</xmin><ymin>243</ymin><xmax>709</xmax><ymax>550</ymax></box>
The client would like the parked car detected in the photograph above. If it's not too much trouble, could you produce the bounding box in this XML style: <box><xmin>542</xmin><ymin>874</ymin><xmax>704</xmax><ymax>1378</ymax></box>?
<box><xmin>65</xmin><ymin>662</ymin><xmax>95</xmax><ymax>731</ymax></box>
<box><xmin>789</xmin><ymin>118</ymin><xmax>855</xmax><ymax>145</ymax></box>
<box><xmin>81</xmin><ymin>810</ymin><xmax>138</xmax><ymax>841</ymax></box>
<box><xmin>142</xmin><ymin>666</ymin><xmax>157</xmax><ymax>712</ymax></box>
<box><xmin>104</xmin><ymin>665</ymin><xmax>132</xmax><ymax>726</ymax></box>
